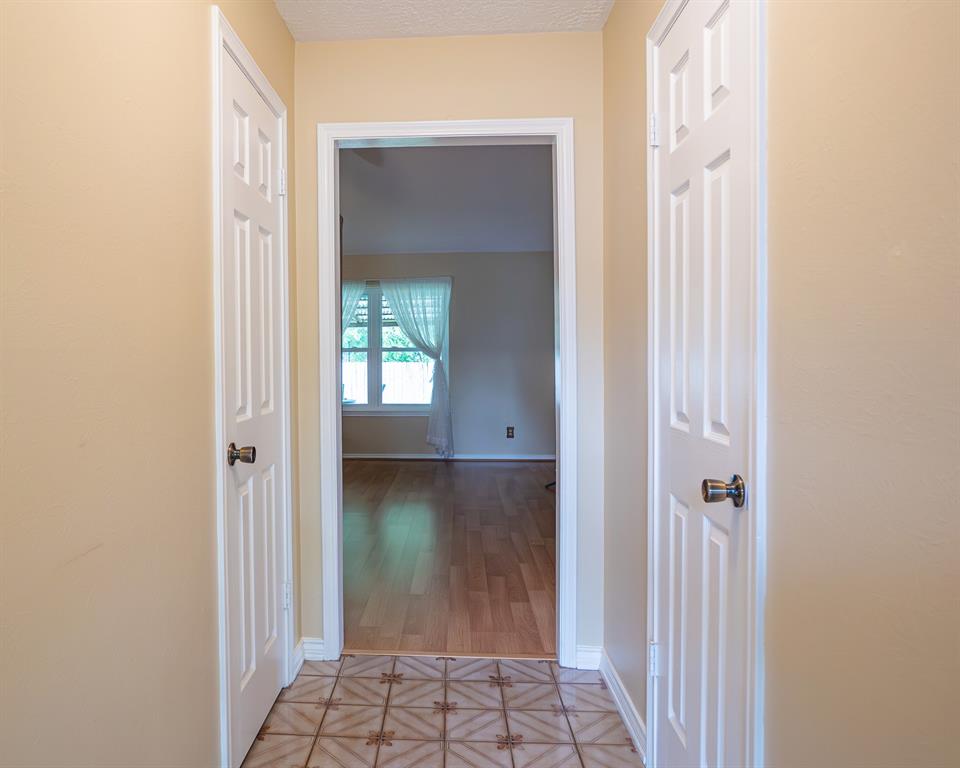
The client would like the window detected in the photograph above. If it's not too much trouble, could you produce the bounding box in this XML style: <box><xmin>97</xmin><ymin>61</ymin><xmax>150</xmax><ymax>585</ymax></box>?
<box><xmin>342</xmin><ymin>282</ymin><xmax>439</xmax><ymax>410</ymax></box>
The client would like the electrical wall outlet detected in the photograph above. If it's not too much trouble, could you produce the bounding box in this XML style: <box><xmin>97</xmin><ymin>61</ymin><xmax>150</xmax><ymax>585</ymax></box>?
<box><xmin>506</xmin><ymin>426</ymin><xmax>515</xmax><ymax>439</ymax></box>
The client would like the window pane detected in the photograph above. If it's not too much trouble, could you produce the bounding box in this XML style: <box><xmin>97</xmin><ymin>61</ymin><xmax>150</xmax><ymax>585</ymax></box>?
<box><xmin>381</xmin><ymin>351</ymin><xmax>434</xmax><ymax>405</ymax></box>
<box><xmin>342</xmin><ymin>325</ymin><xmax>368</xmax><ymax>349</ymax></box>
<box><xmin>381</xmin><ymin>295</ymin><xmax>415</xmax><ymax>348</ymax></box>
<box><xmin>341</xmin><ymin>351</ymin><xmax>367</xmax><ymax>404</ymax></box>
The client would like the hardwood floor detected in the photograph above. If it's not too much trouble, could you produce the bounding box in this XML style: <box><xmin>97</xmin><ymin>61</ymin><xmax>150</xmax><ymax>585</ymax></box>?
<box><xmin>342</xmin><ymin>459</ymin><xmax>557</xmax><ymax>658</ymax></box>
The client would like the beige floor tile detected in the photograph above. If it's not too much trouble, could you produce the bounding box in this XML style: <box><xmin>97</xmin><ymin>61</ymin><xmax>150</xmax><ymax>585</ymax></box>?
<box><xmin>580</xmin><ymin>743</ymin><xmax>645</xmax><ymax>768</ymax></box>
<box><xmin>279</xmin><ymin>675</ymin><xmax>337</xmax><ymax>703</ymax></box>
<box><xmin>333</xmin><ymin>675</ymin><xmax>390</xmax><ymax>706</ymax></box>
<box><xmin>445</xmin><ymin>707</ymin><xmax>508</xmax><ymax>742</ymax></box>
<box><xmin>557</xmin><ymin>684</ymin><xmax>616</xmax><ymax>712</ymax></box>
<box><xmin>341</xmin><ymin>654</ymin><xmax>396</xmax><ymax>678</ymax></box>
<box><xmin>507</xmin><ymin>708</ymin><xmax>574</xmax><ymax>743</ymax></box>
<box><xmin>241</xmin><ymin>733</ymin><xmax>314</xmax><ymax>768</ymax></box>
<box><xmin>445</xmin><ymin>740</ymin><xmax>513</xmax><ymax>768</ymax></box>
<box><xmin>498</xmin><ymin>659</ymin><xmax>554</xmax><ymax>683</ymax></box>
<box><xmin>261</xmin><ymin>702</ymin><xmax>326</xmax><ymax>736</ymax></box>
<box><xmin>307</xmin><ymin>737</ymin><xmax>378</xmax><ymax>768</ymax></box>
<box><xmin>319</xmin><ymin>704</ymin><xmax>385</xmax><ymax>738</ymax></box>
<box><xmin>551</xmin><ymin>666</ymin><xmax>603</xmax><ymax>685</ymax></box>
<box><xmin>388</xmin><ymin>678</ymin><xmax>444</xmax><ymax>708</ymax></box>
<box><xmin>502</xmin><ymin>683</ymin><xmax>562</xmax><ymax>711</ymax></box>
<box><xmin>394</xmin><ymin>655</ymin><xmax>445</xmax><ymax>680</ymax></box>
<box><xmin>570</xmin><ymin>710</ymin><xmax>632</xmax><ymax>745</ymax></box>
<box><xmin>512</xmin><ymin>742</ymin><xmax>582</xmax><ymax>768</ymax></box>
<box><xmin>382</xmin><ymin>706</ymin><xmax>444</xmax><ymax>740</ymax></box>
<box><xmin>301</xmin><ymin>660</ymin><xmax>343</xmax><ymax>677</ymax></box>
<box><xmin>446</xmin><ymin>680</ymin><xmax>504</xmax><ymax>709</ymax></box>
<box><xmin>447</xmin><ymin>658</ymin><xmax>499</xmax><ymax>681</ymax></box>
<box><xmin>375</xmin><ymin>738</ymin><xmax>444</xmax><ymax>767</ymax></box>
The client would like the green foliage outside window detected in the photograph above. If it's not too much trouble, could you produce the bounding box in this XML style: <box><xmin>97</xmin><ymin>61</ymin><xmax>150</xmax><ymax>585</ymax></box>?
<box><xmin>382</xmin><ymin>325</ymin><xmax>426</xmax><ymax>363</ymax></box>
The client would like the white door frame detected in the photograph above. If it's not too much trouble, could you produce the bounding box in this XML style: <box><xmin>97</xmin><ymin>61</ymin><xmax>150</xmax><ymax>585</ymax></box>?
<box><xmin>645</xmin><ymin>2</ymin><xmax>767</xmax><ymax>766</ymax></box>
<box><xmin>315</xmin><ymin>118</ymin><xmax>580</xmax><ymax>668</ymax></box>
<box><xmin>212</xmin><ymin>8</ymin><xmax>296</xmax><ymax>766</ymax></box>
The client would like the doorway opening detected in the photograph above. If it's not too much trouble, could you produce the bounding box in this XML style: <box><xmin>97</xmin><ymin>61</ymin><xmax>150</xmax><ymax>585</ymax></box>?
<box><xmin>316</xmin><ymin>120</ymin><xmax>579</xmax><ymax>667</ymax></box>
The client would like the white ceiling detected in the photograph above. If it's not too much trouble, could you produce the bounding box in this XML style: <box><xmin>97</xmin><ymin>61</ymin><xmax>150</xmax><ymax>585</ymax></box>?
<box><xmin>339</xmin><ymin>144</ymin><xmax>554</xmax><ymax>256</ymax></box>
<box><xmin>275</xmin><ymin>0</ymin><xmax>614</xmax><ymax>42</ymax></box>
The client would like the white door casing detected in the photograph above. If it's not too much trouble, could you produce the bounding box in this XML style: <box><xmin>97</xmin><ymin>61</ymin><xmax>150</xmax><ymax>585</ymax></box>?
<box><xmin>647</xmin><ymin>1</ymin><xmax>766</xmax><ymax>767</ymax></box>
<box><xmin>314</xmin><ymin>120</ymin><xmax>579</xmax><ymax>668</ymax></box>
<box><xmin>213</xmin><ymin>9</ymin><xmax>294</xmax><ymax>767</ymax></box>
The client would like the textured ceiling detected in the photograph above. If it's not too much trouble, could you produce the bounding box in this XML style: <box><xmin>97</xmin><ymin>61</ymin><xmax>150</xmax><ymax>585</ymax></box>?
<box><xmin>274</xmin><ymin>0</ymin><xmax>614</xmax><ymax>42</ymax></box>
<box><xmin>340</xmin><ymin>145</ymin><xmax>554</xmax><ymax>256</ymax></box>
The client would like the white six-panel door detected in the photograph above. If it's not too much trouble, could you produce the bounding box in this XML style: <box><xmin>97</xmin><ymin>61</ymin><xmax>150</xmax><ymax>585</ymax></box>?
<box><xmin>651</xmin><ymin>1</ymin><xmax>760</xmax><ymax>766</ymax></box>
<box><xmin>219</xmin><ymin>38</ymin><xmax>288</xmax><ymax>766</ymax></box>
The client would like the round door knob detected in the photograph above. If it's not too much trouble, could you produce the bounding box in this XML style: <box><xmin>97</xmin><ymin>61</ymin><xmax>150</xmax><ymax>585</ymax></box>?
<box><xmin>227</xmin><ymin>443</ymin><xmax>257</xmax><ymax>466</ymax></box>
<box><xmin>701</xmin><ymin>475</ymin><xmax>745</xmax><ymax>507</ymax></box>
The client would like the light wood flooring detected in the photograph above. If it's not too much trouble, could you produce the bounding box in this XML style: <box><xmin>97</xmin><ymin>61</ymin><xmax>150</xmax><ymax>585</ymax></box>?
<box><xmin>342</xmin><ymin>460</ymin><xmax>557</xmax><ymax>658</ymax></box>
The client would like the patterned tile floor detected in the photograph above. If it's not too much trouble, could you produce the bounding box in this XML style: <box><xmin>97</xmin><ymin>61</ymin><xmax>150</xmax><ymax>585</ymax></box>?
<box><xmin>242</xmin><ymin>654</ymin><xmax>645</xmax><ymax>768</ymax></box>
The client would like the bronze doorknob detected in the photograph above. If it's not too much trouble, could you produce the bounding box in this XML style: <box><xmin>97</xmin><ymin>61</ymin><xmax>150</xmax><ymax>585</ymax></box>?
<box><xmin>701</xmin><ymin>475</ymin><xmax>745</xmax><ymax>507</ymax></box>
<box><xmin>227</xmin><ymin>443</ymin><xmax>256</xmax><ymax>466</ymax></box>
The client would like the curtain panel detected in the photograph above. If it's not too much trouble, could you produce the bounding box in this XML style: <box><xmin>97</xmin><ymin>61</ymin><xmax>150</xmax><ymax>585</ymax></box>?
<box><xmin>341</xmin><ymin>280</ymin><xmax>366</xmax><ymax>331</ymax></box>
<box><xmin>380</xmin><ymin>277</ymin><xmax>453</xmax><ymax>457</ymax></box>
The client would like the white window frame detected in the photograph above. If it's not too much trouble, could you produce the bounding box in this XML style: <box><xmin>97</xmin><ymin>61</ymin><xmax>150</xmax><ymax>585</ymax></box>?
<box><xmin>341</xmin><ymin>280</ymin><xmax>442</xmax><ymax>415</ymax></box>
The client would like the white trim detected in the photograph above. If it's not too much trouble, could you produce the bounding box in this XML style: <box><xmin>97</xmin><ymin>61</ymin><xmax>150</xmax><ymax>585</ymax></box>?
<box><xmin>342</xmin><ymin>407</ymin><xmax>432</xmax><ymax>416</ymax></box>
<box><xmin>342</xmin><ymin>453</ymin><xmax>557</xmax><ymax>461</ymax></box>
<box><xmin>644</xmin><ymin>3</ymin><xmax>767</xmax><ymax>767</ymax></box>
<box><xmin>317</xmin><ymin>118</ymin><xmax>578</xmax><ymax>668</ymax></box>
<box><xmin>212</xmin><ymin>9</ymin><xmax>294</xmax><ymax>767</ymax></box>
<box><xmin>599</xmin><ymin>650</ymin><xmax>647</xmax><ymax>764</ymax></box>
<box><xmin>749</xmin><ymin>3</ymin><xmax>769</xmax><ymax>764</ymax></box>
<box><xmin>302</xmin><ymin>637</ymin><xmax>336</xmax><ymax>661</ymax></box>
<box><xmin>575</xmin><ymin>644</ymin><xmax>602</xmax><ymax>670</ymax></box>
<box><xmin>290</xmin><ymin>640</ymin><xmax>305</xmax><ymax>679</ymax></box>
<box><xmin>644</xmin><ymin>16</ymin><xmax>658</xmax><ymax>767</ymax></box>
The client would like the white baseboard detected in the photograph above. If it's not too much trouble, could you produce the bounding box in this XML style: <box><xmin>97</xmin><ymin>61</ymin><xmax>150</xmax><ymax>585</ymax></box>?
<box><xmin>302</xmin><ymin>636</ymin><xmax>339</xmax><ymax>661</ymax></box>
<box><xmin>599</xmin><ymin>649</ymin><xmax>647</xmax><ymax>762</ymax></box>
<box><xmin>575</xmin><ymin>644</ymin><xmax>602</xmax><ymax>670</ymax></box>
<box><xmin>342</xmin><ymin>452</ymin><xmax>556</xmax><ymax>461</ymax></box>
<box><xmin>289</xmin><ymin>640</ymin><xmax>305</xmax><ymax>682</ymax></box>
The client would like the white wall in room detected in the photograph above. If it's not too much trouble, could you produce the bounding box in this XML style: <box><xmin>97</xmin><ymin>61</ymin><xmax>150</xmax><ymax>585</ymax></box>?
<box><xmin>342</xmin><ymin>252</ymin><xmax>556</xmax><ymax>457</ymax></box>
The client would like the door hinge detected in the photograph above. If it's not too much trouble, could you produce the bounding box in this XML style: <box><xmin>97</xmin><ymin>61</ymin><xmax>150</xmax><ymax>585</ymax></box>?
<box><xmin>282</xmin><ymin>581</ymin><xmax>292</xmax><ymax>610</ymax></box>
<box><xmin>649</xmin><ymin>112</ymin><xmax>660</xmax><ymax>148</ymax></box>
<box><xmin>649</xmin><ymin>642</ymin><xmax>662</xmax><ymax>678</ymax></box>
<box><xmin>279</xmin><ymin>168</ymin><xmax>287</xmax><ymax>196</ymax></box>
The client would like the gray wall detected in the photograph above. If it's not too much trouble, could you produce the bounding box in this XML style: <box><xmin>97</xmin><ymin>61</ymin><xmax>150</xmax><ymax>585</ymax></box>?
<box><xmin>342</xmin><ymin>252</ymin><xmax>556</xmax><ymax>457</ymax></box>
<box><xmin>340</xmin><ymin>145</ymin><xmax>554</xmax><ymax>255</ymax></box>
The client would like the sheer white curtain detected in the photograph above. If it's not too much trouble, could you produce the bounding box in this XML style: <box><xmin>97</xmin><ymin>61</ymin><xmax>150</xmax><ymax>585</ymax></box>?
<box><xmin>341</xmin><ymin>281</ymin><xmax>365</xmax><ymax>331</ymax></box>
<box><xmin>380</xmin><ymin>277</ymin><xmax>453</xmax><ymax>457</ymax></box>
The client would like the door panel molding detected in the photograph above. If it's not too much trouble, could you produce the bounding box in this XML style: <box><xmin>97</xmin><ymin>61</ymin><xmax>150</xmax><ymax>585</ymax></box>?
<box><xmin>646</xmin><ymin>1</ymin><xmax>767</xmax><ymax>766</ymax></box>
<box><xmin>212</xmin><ymin>8</ymin><xmax>295</xmax><ymax>767</ymax></box>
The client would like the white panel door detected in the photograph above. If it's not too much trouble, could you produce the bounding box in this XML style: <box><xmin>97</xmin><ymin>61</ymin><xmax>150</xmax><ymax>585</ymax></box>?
<box><xmin>220</xmin><ymin>46</ymin><xmax>286</xmax><ymax>765</ymax></box>
<box><xmin>652</xmin><ymin>1</ymin><xmax>756</xmax><ymax>766</ymax></box>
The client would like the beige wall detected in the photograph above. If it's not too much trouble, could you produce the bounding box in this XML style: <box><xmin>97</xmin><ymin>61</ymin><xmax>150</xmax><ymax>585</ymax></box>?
<box><xmin>342</xmin><ymin>252</ymin><xmax>556</xmax><ymax>458</ymax></box>
<box><xmin>0</xmin><ymin>2</ymin><xmax>294</xmax><ymax>765</ymax></box>
<box><xmin>765</xmin><ymin>2</ymin><xmax>960</xmax><ymax>765</ymax></box>
<box><xmin>294</xmin><ymin>32</ymin><xmax>605</xmax><ymax>642</ymax></box>
<box><xmin>601</xmin><ymin>0</ymin><xmax>664</xmax><ymax>729</ymax></box>
<box><xmin>3</xmin><ymin>1</ymin><xmax>957</xmax><ymax>763</ymax></box>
